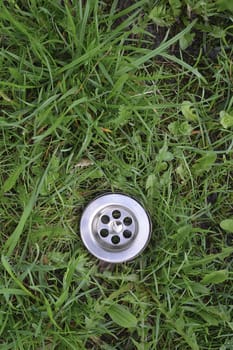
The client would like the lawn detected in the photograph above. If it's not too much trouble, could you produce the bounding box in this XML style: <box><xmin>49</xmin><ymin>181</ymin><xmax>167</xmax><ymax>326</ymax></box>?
<box><xmin>0</xmin><ymin>0</ymin><xmax>233</xmax><ymax>349</ymax></box>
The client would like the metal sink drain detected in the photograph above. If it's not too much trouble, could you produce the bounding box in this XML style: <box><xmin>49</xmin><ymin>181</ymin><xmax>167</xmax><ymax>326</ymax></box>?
<box><xmin>80</xmin><ymin>193</ymin><xmax>151</xmax><ymax>263</ymax></box>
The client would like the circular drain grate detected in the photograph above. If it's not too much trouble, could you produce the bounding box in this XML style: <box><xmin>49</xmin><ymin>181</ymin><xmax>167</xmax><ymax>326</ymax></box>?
<box><xmin>80</xmin><ymin>193</ymin><xmax>151</xmax><ymax>263</ymax></box>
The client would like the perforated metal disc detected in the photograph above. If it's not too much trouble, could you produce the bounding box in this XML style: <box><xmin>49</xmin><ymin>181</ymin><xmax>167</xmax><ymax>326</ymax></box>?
<box><xmin>80</xmin><ymin>193</ymin><xmax>151</xmax><ymax>263</ymax></box>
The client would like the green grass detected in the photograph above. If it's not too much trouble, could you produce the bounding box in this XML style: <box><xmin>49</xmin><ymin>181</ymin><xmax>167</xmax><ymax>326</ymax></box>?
<box><xmin>0</xmin><ymin>0</ymin><xmax>233</xmax><ymax>349</ymax></box>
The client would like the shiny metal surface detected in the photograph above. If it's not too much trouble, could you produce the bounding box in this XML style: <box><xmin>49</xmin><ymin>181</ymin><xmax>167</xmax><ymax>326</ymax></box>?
<box><xmin>80</xmin><ymin>193</ymin><xmax>151</xmax><ymax>263</ymax></box>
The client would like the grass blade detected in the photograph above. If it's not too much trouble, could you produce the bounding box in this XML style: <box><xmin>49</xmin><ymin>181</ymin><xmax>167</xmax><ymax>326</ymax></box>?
<box><xmin>1</xmin><ymin>255</ymin><xmax>34</xmax><ymax>298</ymax></box>
<box><xmin>3</xmin><ymin>159</ymin><xmax>53</xmax><ymax>256</ymax></box>
<box><xmin>117</xmin><ymin>19</ymin><xmax>197</xmax><ymax>74</ymax></box>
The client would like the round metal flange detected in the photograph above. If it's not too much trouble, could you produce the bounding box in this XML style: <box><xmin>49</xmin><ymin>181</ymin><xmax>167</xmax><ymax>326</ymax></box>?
<box><xmin>80</xmin><ymin>193</ymin><xmax>151</xmax><ymax>263</ymax></box>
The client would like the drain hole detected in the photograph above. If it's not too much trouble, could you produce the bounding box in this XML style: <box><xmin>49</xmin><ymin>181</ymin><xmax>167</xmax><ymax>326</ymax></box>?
<box><xmin>101</xmin><ymin>215</ymin><xmax>110</xmax><ymax>224</ymax></box>
<box><xmin>100</xmin><ymin>229</ymin><xmax>109</xmax><ymax>238</ymax></box>
<box><xmin>123</xmin><ymin>230</ymin><xmax>132</xmax><ymax>238</ymax></box>
<box><xmin>112</xmin><ymin>210</ymin><xmax>121</xmax><ymax>219</ymax></box>
<box><xmin>123</xmin><ymin>217</ymin><xmax>132</xmax><ymax>226</ymax></box>
<box><xmin>111</xmin><ymin>235</ymin><xmax>120</xmax><ymax>244</ymax></box>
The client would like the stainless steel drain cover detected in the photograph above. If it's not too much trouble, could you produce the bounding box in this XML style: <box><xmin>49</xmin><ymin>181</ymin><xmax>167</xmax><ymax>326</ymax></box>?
<box><xmin>80</xmin><ymin>193</ymin><xmax>151</xmax><ymax>263</ymax></box>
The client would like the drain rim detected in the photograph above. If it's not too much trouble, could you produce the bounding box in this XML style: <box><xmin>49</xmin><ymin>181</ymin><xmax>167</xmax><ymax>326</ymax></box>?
<box><xmin>80</xmin><ymin>193</ymin><xmax>151</xmax><ymax>263</ymax></box>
